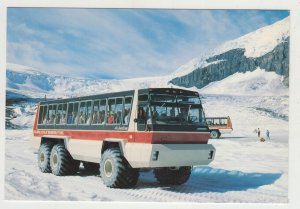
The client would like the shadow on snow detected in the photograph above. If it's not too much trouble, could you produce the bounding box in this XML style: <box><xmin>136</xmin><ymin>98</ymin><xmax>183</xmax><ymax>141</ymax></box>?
<box><xmin>69</xmin><ymin>166</ymin><xmax>281</xmax><ymax>193</ymax></box>
<box><xmin>136</xmin><ymin>166</ymin><xmax>282</xmax><ymax>193</ymax></box>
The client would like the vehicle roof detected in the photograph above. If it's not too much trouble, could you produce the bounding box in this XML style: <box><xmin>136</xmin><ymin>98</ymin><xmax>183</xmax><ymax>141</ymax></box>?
<box><xmin>39</xmin><ymin>88</ymin><xmax>200</xmax><ymax>105</ymax></box>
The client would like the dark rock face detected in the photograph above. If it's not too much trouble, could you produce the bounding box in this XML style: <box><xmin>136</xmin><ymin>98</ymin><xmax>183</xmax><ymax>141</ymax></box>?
<box><xmin>169</xmin><ymin>37</ymin><xmax>289</xmax><ymax>88</ymax></box>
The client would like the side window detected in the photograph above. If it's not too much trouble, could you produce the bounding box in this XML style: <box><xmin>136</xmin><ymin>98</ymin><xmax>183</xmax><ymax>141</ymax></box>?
<box><xmin>189</xmin><ymin>108</ymin><xmax>200</xmax><ymax>123</ymax></box>
<box><xmin>67</xmin><ymin>103</ymin><xmax>74</xmax><ymax>124</ymax></box>
<box><xmin>137</xmin><ymin>104</ymin><xmax>148</xmax><ymax>131</ymax></box>
<box><xmin>48</xmin><ymin>104</ymin><xmax>57</xmax><ymax>124</ymax></box>
<box><xmin>206</xmin><ymin>118</ymin><xmax>212</xmax><ymax>125</ymax></box>
<box><xmin>138</xmin><ymin>94</ymin><xmax>148</xmax><ymax>102</ymax></box>
<box><xmin>86</xmin><ymin>101</ymin><xmax>92</xmax><ymax>125</ymax></box>
<box><xmin>73</xmin><ymin>102</ymin><xmax>79</xmax><ymax>124</ymax></box>
<box><xmin>38</xmin><ymin>105</ymin><xmax>47</xmax><ymax>124</ymax></box>
<box><xmin>99</xmin><ymin>99</ymin><xmax>106</xmax><ymax>124</ymax></box>
<box><xmin>220</xmin><ymin>118</ymin><xmax>227</xmax><ymax>125</ymax></box>
<box><xmin>92</xmin><ymin>99</ymin><xmax>106</xmax><ymax>125</ymax></box>
<box><xmin>92</xmin><ymin>100</ymin><xmax>99</xmax><ymax>125</ymax></box>
<box><xmin>115</xmin><ymin>98</ymin><xmax>123</xmax><ymax>124</ymax></box>
<box><xmin>61</xmin><ymin>104</ymin><xmax>67</xmax><ymax>125</ymax></box>
<box><xmin>107</xmin><ymin>98</ymin><xmax>116</xmax><ymax>124</ymax></box>
<box><xmin>67</xmin><ymin>102</ymin><xmax>79</xmax><ymax>125</ymax></box>
<box><xmin>78</xmin><ymin>101</ymin><xmax>87</xmax><ymax>124</ymax></box>
<box><xmin>42</xmin><ymin>105</ymin><xmax>48</xmax><ymax>124</ymax></box>
<box><xmin>55</xmin><ymin>104</ymin><xmax>62</xmax><ymax>124</ymax></box>
<box><xmin>124</xmin><ymin>97</ymin><xmax>132</xmax><ymax>125</ymax></box>
<box><xmin>56</xmin><ymin>103</ymin><xmax>67</xmax><ymax>125</ymax></box>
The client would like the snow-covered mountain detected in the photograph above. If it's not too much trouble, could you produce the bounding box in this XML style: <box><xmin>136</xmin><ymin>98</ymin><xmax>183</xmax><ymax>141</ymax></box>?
<box><xmin>170</xmin><ymin>17</ymin><xmax>289</xmax><ymax>92</ymax></box>
<box><xmin>6</xmin><ymin>63</ymin><xmax>170</xmax><ymax>99</ymax></box>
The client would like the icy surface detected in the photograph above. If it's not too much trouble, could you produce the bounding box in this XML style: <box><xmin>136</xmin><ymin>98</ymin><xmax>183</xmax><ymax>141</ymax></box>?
<box><xmin>5</xmin><ymin>95</ymin><xmax>288</xmax><ymax>202</ymax></box>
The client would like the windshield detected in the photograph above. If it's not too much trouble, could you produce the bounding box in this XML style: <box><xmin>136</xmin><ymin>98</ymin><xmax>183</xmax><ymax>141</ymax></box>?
<box><xmin>148</xmin><ymin>94</ymin><xmax>206</xmax><ymax>125</ymax></box>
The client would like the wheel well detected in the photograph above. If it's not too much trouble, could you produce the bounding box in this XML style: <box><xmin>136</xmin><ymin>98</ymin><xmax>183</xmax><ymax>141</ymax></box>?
<box><xmin>210</xmin><ymin>130</ymin><xmax>220</xmax><ymax>134</ymax></box>
<box><xmin>101</xmin><ymin>141</ymin><xmax>122</xmax><ymax>155</ymax></box>
<box><xmin>41</xmin><ymin>137</ymin><xmax>65</xmax><ymax>147</ymax></box>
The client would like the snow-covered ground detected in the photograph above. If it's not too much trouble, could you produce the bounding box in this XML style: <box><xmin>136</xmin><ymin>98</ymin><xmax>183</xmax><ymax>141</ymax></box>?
<box><xmin>5</xmin><ymin>95</ymin><xmax>288</xmax><ymax>202</ymax></box>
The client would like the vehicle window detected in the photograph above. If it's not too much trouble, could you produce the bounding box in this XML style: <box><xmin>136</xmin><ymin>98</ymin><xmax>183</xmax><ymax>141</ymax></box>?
<box><xmin>177</xmin><ymin>96</ymin><xmax>200</xmax><ymax>104</ymax></box>
<box><xmin>61</xmin><ymin>104</ymin><xmax>67</xmax><ymax>125</ymax></box>
<box><xmin>151</xmin><ymin>94</ymin><xmax>175</xmax><ymax>102</ymax></box>
<box><xmin>115</xmin><ymin>98</ymin><xmax>123</xmax><ymax>124</ymax></box>
<box><xmin>47</xmin><ymin>104</ymin><xmax>57</xmax><ymax>124</ymax></box>
<box><xmin>188</xmin><ymin>108</ymin><xmax>200</xmax><ymax>124</ymax></box>
<box><xmin>220</xmin><ymin>118</ymin><xmax>227</xmax><ymax>125</ymax></box>
<box><xmin>92</xmin><ymin>100</ymin><xmax>99</xmax><ymax>124</ymax></box>
<box><xmin>78</xmin><ymin>101</ymin><xmax>92</xmax><ymax>125</ymax></box>
<box><xmin>138</xmin><ymin>94</ymin><xmax>148</xmax><ymax>102</ymax></box>
<box><xmin>86</xmin><ymin>101</ymin><xmax>92</xmax><ymax>125</ymax></box>
<box><xmin>67</xmin><ymin>102</ymin><xmax>79</xmax><ymax>125</ymax></box>
<box><xmin>78</xmin><ymin>102</ymin><xmax>87</xmax><ymax>124</ymax></box>
<box><xmin>137</xmin><ymin>105</ymin><xmax>148</xmax><ymax>131</ymax></box>
<box><xmin>124</xmin><ymin>97</ymin><xmax>132</xmax><ymax>125</ymax></box>
<box><xmin>107</xmin><ymin>98</ymin><xmax>116</xmax><ymax>124</ymax></box>
<box><xmin>38</xmin><ymin>105</ymin><xmax>48</xmax><ymax>124</ymax></box>
<box><xmin>55</xmin><ymin>104</ymin><xmax>62</xmax><ymax>124</ymax></box>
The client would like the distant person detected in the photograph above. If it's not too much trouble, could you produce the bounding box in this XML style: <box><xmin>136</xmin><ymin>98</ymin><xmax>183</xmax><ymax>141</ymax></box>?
<box><xmin>138</xmin><ymin>107</ymin><xmax>146</xmax><ymax>121</ymax></box>
<box><xmin>60</xmin><ymin>113</ymin><xmax>67</xmax><ymax>125</ymax></box>
<box><xmin>92</xmin><ymin>111</ymin><xmax>98</xmax><ymax>124</ymax></box>
<box><xmin>124</xmin><ymin>109</ymin><xmax>130</xmax><ymax>125</ymax></box>
<box><xmin>257</xmin><ymin>128</ymin><xmax>260</xmax><ymax>138</ymax></box>
<box><xmin>107</xmin><ymin>112</ymin><xmax>114</xmax><ymax>124</ymax></box>
<box><xmin>266</xmin><ymin>130</ymin><xmax>270</xmax><ymax>140</ymax></box>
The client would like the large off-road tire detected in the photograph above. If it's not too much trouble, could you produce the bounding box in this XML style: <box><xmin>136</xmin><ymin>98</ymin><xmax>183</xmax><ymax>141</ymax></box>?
<box><xmin>83</xmin><ymin>162</ymin><xmax>100</xmax><ymax>173</ymax></box>
<box><xmin>100</xmin><ymin>148</ymin><xmax>139</xmax><ymax>188</ymax></box>
<box><xmin>38</xmin><ymin>143</ymin><xmax>52</xmax><ymax>173</ymax></box>
<box><xmin>154</xmin><ymin>166</ymin><xmax>192</xmax><ymax>185</ymax></box>
<box><xmin>210</xmin><ymin>130</ymin><xmax>220</xmax><ymax>139</ymax></box>
<box><xmin>50</xmin><ymin>143</ymin><xmax>80</xmax><ymax>176</ymax></box>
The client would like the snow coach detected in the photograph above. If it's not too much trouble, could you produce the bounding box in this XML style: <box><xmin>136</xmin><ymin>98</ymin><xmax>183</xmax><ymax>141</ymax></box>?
<box><xmin>32</xmin><ymin>88</ymin><xmax>215</xmax><ymax>188</ymax></box>
<box><xmin>205</xmin><ymin>116</ymin><xmax>233</xmax><ymax>139</ymax></box>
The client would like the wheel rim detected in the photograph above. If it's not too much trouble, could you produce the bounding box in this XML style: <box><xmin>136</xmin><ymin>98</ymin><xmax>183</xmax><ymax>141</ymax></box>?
<box><xmin>211</xmin><ymin>131</ymin><xmax>218</xmax><ymax>138</ymax></box>
<box><xmin>52</xmin><ymin>153</ymin><xmax>58</xmax><ymax>168</ymax></box>
<box><xmin>40</xmin><ymin>153</ymin><xmax>45</xmax><ymax>164</ymax></box>
<box><xmin>104</xmin><ymin>159</ymin><xmax>113</xmax><ymax>177</ymax></box>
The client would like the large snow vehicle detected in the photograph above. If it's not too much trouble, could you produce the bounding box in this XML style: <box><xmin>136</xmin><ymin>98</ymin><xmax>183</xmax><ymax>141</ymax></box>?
<box><xmin>32</xmin><ymin>88</ymin><xmax>215</xmax><ymax>188</ymax></box>
<box><xmin>206</xmin><ymin>116</ymin><xmax>233</xmax><ymax>139</ymax></box>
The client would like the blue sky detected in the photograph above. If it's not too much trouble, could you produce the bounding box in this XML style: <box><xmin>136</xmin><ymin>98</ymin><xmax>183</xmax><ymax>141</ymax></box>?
<box><xmin>7</xmin><ymin>9</ymin><xmax>289</xmax><ymax>79</ymax></box>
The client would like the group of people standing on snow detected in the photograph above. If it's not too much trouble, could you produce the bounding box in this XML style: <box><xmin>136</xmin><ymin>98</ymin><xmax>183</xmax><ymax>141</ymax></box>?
<box><xmin>254</xmin><ymin>128</ymin><xmax>270</xmax><ymax>141</ymax></box>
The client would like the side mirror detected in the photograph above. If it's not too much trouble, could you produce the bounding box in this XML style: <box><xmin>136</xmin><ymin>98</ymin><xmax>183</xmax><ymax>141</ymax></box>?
<box><xmin>134</xmin><ymin>118</ymin><xmax>138</xmax><ymax>123</ymax></box>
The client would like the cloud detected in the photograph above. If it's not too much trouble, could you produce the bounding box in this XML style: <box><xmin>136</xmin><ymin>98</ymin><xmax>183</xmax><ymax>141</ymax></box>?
<box><xmin>6</xmin><ymin>9</ymin><xmax>289</xmax><ymax>79</ymax></box>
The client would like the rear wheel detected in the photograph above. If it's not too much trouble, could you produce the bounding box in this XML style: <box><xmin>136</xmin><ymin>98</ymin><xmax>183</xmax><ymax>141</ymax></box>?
<box><xmin>154</xmin><ymin>166</ymin><xmax>192</xmax><ymax>185</ymax></box>
<box><xmin>50</xmin><ymin>144</ymin><xmax>80</xmax><ymax>176</ymax></box>
<box><xmin>210</xmin><ymin>130</ymin><xmax>220</xmax><ymax>139</ymax></box>
<box><xmin>100</xmin><ymin>148</ymin><xmax>139</xmax><ymax>188</ymax></box>
<box><xmin>38</xmin><ymin>143</ymin><xmax>52</xmax><ymax>173</ymax></box>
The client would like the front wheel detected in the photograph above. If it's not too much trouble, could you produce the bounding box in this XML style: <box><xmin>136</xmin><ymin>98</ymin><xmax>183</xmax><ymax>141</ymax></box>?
<box><xmin>210</xmin><ymin>130</ymin><xmax>220</xmax><ymax>139</ymax></box>
<box><xmin>154</xmin><ymin>166</ymin><xmax>192</xmax><ymax>185</ymax></box>
<box><xmin>100</xmin><ymin>148</ymin><xmax>139</xmax><ymax>188</ymax></box>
